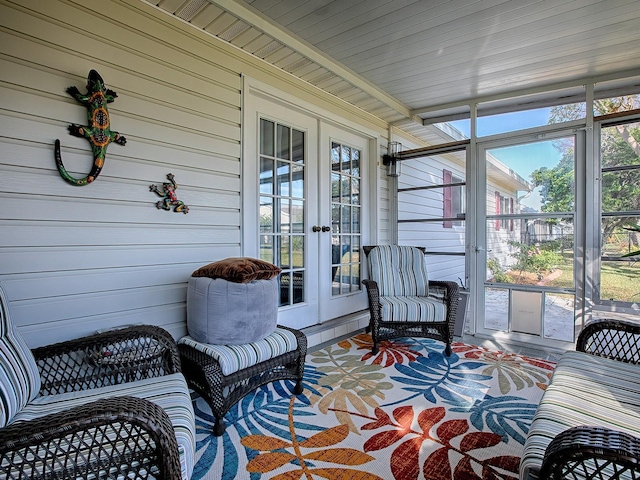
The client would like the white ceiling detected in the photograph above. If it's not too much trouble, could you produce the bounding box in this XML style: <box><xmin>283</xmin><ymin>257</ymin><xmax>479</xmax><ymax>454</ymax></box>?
<box><xmin>149</xmin><ymin>0</ymin><xmax>640</xmax><ymax>139</ymax></box>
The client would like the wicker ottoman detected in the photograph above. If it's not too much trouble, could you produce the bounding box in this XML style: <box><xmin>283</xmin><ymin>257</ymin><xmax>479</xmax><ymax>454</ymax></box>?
<box><xmin>178</xmin><ymin>326</ymin><xmax>306</xmax><ymax>436</ymax></box>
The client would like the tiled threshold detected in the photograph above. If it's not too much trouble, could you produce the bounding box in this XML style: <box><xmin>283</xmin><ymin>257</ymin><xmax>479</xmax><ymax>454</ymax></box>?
<box><xmin>301</xmin><ymin>310</ymin><xmax>370</xmax><ymax>352</ymax></box>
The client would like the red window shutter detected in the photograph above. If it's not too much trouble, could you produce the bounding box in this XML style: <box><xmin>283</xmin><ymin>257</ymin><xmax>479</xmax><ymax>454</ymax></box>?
<box><xmin>495</xmin><ymin>191</ymin><xmax>501</xmax><ymax>230</ymax></box>
<box><xmin>510</xmin><ymin>197</ymin><xmax>514</xmax><ymax>231</ymax></box>
<box><xmin>443</xmin><ymin>169</ymin><xmax>453</xmax><ymax>228</ymax></box>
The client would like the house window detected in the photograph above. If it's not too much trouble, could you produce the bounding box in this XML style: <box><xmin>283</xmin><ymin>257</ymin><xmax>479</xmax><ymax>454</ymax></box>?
<box><xmin>443</xmin><ymin>169</ymin><xmax>465</xmax><ymax>228</ymax></box>
<box><xmin>495</xmin><ymin>193</ymin><xmax>514</xmax><ymax>231</ymax></box>
<box><xmin>452</xmin><ymin>174</ymin><xmax>465</xmax><ymax>226</ymax></box>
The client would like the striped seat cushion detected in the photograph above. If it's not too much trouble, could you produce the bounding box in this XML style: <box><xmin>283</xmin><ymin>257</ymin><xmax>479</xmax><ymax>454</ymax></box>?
<box><xmin>14</xmin><ymin>372</ymin><xmax>196</xmax><ymax>480</ymax></box>
<box><xmin>380</xmin><ymin>295</ymin><xmax>446</xmax><ymax>323</ymax></box>
<box><xmin>520</xmin><ymin>351</ymin><xmax>640</xmax><ymax>480</ymax></box>
<box><xmin>0</xmin><ymin>284</ymin><xmax>41</xmax><ymax>428</ymax></box>
<box><xmin>178</xmin><ymin>326</ymin><xmax>298</xmax><ymax>376</ymax></box>
<box><xmin>367</xmin><ymin>246</ymin><xmax>429</xmax><ymax>297</ymax></box>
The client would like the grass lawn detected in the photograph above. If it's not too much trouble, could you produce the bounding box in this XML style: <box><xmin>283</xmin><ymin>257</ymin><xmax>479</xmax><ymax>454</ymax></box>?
<box><xmin>540</xmin><ymin>255</ymin><xmax>640</xmax><ymax>303</ymax></box>
<box><xmin>596</xmin><ymin>260</ymin><xmax>640</xmax><ymax>302</ymax></box>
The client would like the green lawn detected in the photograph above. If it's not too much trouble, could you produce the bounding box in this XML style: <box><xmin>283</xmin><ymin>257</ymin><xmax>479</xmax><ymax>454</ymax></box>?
<box><xmin>598</xmin><ymin>260</ymin><xmax>640</xmax><ymax>302</ymax></box>
<box><xmin>546</xmin><ymin>255</ymin><xmax>640</xmax><ymax>302</ymax></box>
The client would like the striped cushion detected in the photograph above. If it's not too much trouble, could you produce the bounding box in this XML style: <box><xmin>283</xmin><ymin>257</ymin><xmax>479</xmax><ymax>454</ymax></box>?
<box><xmin>520</xmin><ymin>351</ymin><xmax>640</xmax><ymax>480</ymax></box>
<box><xmin>178</xmin><ymin>326</ymin><xmax>298</xmax><ymax>376</ymax></box>
<box><xmin>367</xmin><ymin>246</ymin><xmax>429</xmax><ymax>297</ymax></box>
<box><xmin>0</xmin><ymin>284</ymin><xmax>41</xmax><ymax>427</ymax></box>
<box><xmin>380</xmin><ymin>295</ymin><xmax>446</xmax><ymax>323</ymax></box>
<box><xmin>14</xmin><ymin>372</ymin><xmax>196</xmax><ymax>480</ymax></box>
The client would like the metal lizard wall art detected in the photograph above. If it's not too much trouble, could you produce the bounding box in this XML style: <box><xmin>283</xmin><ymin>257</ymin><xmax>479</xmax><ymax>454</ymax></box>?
<box><xmin>54</xmin><ymin>69</ymin><xmax>126</xmax><ymax>186</ymax></box>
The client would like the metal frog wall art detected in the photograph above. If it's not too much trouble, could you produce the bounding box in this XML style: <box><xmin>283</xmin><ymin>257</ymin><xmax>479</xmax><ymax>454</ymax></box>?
<box><xmin>150</xmin><ymin>173</ymin><xmax>189</xmax><ymax>214</ymax></box>
<box><xmin>54</xmin><ymin>69</ymin><xmax>126</xmax><ymax>186</ymax></box>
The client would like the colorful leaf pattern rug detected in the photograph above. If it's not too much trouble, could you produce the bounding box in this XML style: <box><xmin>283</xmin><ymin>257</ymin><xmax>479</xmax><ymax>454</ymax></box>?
<box><xmin>190</xmin><ymin>333</ymin><xmax>555</xmax><ymax>480</ymax></box>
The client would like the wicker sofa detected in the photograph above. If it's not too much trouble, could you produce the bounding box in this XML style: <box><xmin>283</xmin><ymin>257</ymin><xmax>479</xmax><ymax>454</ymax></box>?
<box><xmin>0</xmin><ymin>284</ymin><xmax>196</xmax><ymax>480</ymax></box>
<box><xmin>520</xmin><ymin>319</ymin><xmax>640</xmax><ymax>479</ymax></box>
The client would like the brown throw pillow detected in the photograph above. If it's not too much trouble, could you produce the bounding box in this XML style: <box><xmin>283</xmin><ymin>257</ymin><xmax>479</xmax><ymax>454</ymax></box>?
<box><xmin>192</xmin><ymin>257</ymin><xmax>281</xmax><ymax>283</ymax></box>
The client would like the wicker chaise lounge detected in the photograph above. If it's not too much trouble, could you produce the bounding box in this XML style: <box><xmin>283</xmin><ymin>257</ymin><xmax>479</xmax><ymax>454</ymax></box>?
<box><xmin>0</xmin><ymin>284</ymin><xmax>196</xmax><ymax>480</ymax></box>
<box><xmin>520</xmin><ymin>319</ymin><xmax>640</xmax><ymax>479</ymax></box>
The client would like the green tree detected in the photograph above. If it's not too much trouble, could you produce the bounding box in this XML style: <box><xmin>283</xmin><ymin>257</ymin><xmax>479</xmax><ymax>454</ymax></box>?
<box><xmin>532</xmin><ymin>96</ymin><xmax>640</xmax><ymax>242</ymax></box>
<box><xmin>530</xmin><ymin>152</ymin><xmax>574</xmax><ymax>213</ymax></box>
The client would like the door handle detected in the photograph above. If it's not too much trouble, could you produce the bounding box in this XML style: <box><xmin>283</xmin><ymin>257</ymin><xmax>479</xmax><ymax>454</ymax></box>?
<box><xmin>322</xmin><ymin>226</ymin><xmax>331</xmax><ymax>232</ymax></box>
<box><xmin>312</xmin><ymin>225</ymin><xmax>321</xmax><ymax>232</ymax></box>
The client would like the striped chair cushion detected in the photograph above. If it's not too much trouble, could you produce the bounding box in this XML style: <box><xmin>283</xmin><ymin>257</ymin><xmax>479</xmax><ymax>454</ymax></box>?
<box><xmin>520</xmin><ymin>351</ymin><xmax>640</xmax><ymax>480</ymax></box>
<box><xmin>14</xmin><ymin>372</ymin><xmax>196</xmax><ymax>480</ymax></box>
<box><xmin>367</xmin><ymin>246</ymin><xmax>429</xmax><ymax>297</ymax></box>
<box><xmin>0</xmin><ymin>284</ymin><xmax>41</xmax><ymax>428</ymax></box>
<box><xmin>380</xmin><ymin>296</ymin><xmax>446</xmax><ymax>323</ymax></box>
<box><xmin>178</xmin><ymin>326</ymin><xmax>298</xmax><ymax>376</ymax></box>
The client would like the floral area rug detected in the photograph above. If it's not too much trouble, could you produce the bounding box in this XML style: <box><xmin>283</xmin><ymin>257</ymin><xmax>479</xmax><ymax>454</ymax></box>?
<box><xmin>190</xmin><ymin>333</ymin><xmax>555</xmax><ymax>480</ymax></box>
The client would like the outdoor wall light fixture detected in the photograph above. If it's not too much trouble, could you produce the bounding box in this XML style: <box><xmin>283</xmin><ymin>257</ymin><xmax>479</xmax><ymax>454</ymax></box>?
<box><xmin>383</xmin><ymin>141</ymin><xmax>401</xmax><ymax>177</ymax></box>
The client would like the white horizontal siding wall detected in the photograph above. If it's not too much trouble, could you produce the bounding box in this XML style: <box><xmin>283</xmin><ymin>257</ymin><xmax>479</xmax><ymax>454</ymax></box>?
<box><xmin>394</xmin><ymin>131</ymin><xmax>466</xmax><ymax>283</ymax></box>
<box><xmin>399</xmin><ymin>164</ymin><xmax>465</xmax><ymax>282</ymax></box>
<box><xmin>486</xmin><ymin>178</ymin><xmax>521</xmax><ymax>269</ymax></box>
<box><xmin>0</xmin><ymin>0</ymin><xmax>388</xmax><ymax>347</ymax></box>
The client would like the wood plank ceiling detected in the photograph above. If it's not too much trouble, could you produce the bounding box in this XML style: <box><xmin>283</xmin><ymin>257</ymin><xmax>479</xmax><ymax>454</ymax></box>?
<box><xmin>147</xmin><ymin>0</ymin><xmax>640</xmax><ymax>142</ymax></box>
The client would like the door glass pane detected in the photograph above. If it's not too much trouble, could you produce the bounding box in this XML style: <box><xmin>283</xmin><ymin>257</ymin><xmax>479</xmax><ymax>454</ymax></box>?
<box><xmin>352</xmin><ymin>149</ymin><xmax>360</xmax><ymax>176</ymax></box>
<box><xmin>599</xmin><ymin>119</ymin><xmax>640</xmax><ymax>303</ymax></box>
<box><xmin>280</xmin><ymin>199</ymin><xmax>290</xmax><ymax>233</ymax></box>
<box><xmin>292</xmin><ymin>235</ymin><xmax>304</xmax><ymax>268</ymax></box>
<box><xmin>291</xmin><ymin>199</ymin><xmax>304</xmax><ymax>233</ymax></box>
<box><xmin>292</xmin><ymin>129</ymin><xmax>304</xmax><ymax>163</ymax></box>
<box><xmin>292</xmin><ymin>164</ymin><xmax>304</xmax><ymax>198</ymax></box>
<box><xmin>485</xmin><ymin>138</ymin><xmax>576</xmax><ymax>341</ymax></box>
<box><xmin>341</xmin><ymin>205</ymin><xmax>351</xmax><ymax>233</ymax></box>
<box><xmin>260</xmin><ymin>196</ymin><xmax>273</xmax><ymax>233</ymax></box>
<box><xmin>260</xmin><ymin>157</ymin><xmax>273</xmax><ymax>194</ymax></box>
<box><xmin>342</xmin><ymin>145</ymin><xmax>351</xmax><ymax>174</ymax></box>
<box><xmin>277</xmin><ymin>161</ymin><xmax>290</xmax><ymax>196</ymax></box>
<box><xmin>277</xmin><ymin>125</ymin><xmax>290</xmax><ymax>160</ymax></box>
<box><xmin>281</xmin><ymin>235</ymin><xmax>290</xmax><ymax>269</ymax></box>
<box><xmin>331</xmin><ymin>140</ymin><xmax>362</xmax><ymax>296</ymax></box>
<box><xmin>260</xmin><ymin>119</ymin><xmax>274</xmax><ymax>156</ymax></box>
<box><xmin>260</xmin><ymin>118</ymin><xmax>306</xmax><ymax>306</ymax></box>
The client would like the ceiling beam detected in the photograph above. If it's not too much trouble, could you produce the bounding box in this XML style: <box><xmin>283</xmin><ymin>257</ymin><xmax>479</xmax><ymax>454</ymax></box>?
<box><xmin>413</xmin><ymin>68</ymin><xmax>640</xmax><ymax>123</ymax></box>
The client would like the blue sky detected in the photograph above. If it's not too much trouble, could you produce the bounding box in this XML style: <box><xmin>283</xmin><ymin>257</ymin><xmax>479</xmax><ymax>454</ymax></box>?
<box><xmin>449</xmin><ymin>108</ymin><xmax>565</xmax><ymax>210</ymax></box>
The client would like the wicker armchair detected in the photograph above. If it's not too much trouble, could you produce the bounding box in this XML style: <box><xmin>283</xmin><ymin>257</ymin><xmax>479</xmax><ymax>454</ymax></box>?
<box><xmin>362</xmin><ymin>245</ymin><xmax>459</xmax><ymax>356</ymax></box>
<box><xmin>521</xmin><ymin>319</ymin><xmax>640</xmax><ymax>480</ymax></box>
<box><xmin>0</xmin><ymin>284</ymin><xmax>195</xmax><ymax>480</ymax></box>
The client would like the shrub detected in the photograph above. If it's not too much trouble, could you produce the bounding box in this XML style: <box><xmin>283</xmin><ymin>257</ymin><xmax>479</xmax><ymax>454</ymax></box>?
<box><xmin>487</xmin><ymin>258</ymin><xmax>510</xmax><ymax>283</ymax></box>
<box><xmin>508</xmin><ymin>241</ymin><xmax>562</xmax><ymax>278</ymax></box>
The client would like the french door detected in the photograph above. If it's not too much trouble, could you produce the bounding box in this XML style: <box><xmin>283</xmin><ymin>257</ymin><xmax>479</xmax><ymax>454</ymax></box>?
<box><xmin>244</xmin><ymin>85</ymin><xmax>369</xmax><ymax>329</ymax></box>
<box><xmin>473</xmin><ymin>131</ymin><xmax>584</xmax><ymax>350</ymax></box>
<box><xmin>319</xmin><ymin>123</ymin><xmax>369</xmax><ymax>321</ymax></box>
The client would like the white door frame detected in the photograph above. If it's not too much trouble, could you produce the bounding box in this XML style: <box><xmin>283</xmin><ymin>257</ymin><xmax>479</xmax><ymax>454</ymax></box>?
<box><xmin>471</xmin><ymin>126</ymin><xmax>585</xmax><ymax>352</ymax></box>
